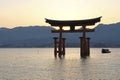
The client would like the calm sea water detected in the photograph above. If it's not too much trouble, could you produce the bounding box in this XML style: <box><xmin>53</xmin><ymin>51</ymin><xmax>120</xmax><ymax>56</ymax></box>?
<box><xmin>0</xmin><ymin>48</ymin><xmax>120</xmax><ymax>80</ymax></box>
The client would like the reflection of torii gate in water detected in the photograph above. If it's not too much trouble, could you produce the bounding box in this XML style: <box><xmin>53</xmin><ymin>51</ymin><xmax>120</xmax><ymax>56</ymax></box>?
<box><xmin>45</xmin><ymin>17</ymin><xmax>102</xmax><ymax>58</ymax></box>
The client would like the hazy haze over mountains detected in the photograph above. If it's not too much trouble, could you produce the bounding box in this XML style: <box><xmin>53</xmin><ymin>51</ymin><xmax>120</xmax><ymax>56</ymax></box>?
<box><xmin>0</xmin><ymin>22</ymin><xmax>120</xmax><ymax>47</ymax></box>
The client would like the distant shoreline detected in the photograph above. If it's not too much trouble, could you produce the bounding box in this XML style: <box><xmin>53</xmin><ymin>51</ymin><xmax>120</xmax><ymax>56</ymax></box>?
<box><xmin>0</xmin><ymin>46</ymin><xmax>119</xmax><ymax>48</ymax></box>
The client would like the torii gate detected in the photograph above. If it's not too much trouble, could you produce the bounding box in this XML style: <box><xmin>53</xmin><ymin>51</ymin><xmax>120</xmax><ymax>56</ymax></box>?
<box><xmin>45</xmin><ymin>17</ymin><xmax>102</xmax><ymax>58</ymax></box>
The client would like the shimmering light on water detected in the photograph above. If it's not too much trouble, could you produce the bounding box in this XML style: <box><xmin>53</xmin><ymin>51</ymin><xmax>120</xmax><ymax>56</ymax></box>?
<box><xmin>0</xmin><ymin>48</ymin><xmax>120</xmax><ymax>80</ymax></box>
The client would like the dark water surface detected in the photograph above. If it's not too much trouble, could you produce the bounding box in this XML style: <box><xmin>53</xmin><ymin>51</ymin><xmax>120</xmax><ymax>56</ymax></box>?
<box><xmin>0</xmin><ymin>48</ymin><xmax>120</xmax><ymax>80</ymax></box>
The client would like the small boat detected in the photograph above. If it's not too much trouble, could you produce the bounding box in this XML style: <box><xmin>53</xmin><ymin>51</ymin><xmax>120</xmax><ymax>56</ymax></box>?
<box><xmin>102</xmin><ymin>49</ymin><xmax>111</xmax><ymax>53</ymax></box>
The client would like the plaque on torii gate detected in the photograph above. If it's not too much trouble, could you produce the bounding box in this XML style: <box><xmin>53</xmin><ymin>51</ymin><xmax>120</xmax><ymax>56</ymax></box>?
<box><xmin>45</xmin><ymin>17</ymin><xmax>102</xmax><ymax>58</ymax></box>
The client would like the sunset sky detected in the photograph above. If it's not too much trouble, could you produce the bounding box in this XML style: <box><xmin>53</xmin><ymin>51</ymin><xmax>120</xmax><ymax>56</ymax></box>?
<box><xmin>0</xmin><ymin>0</ymin><xmax>120</xmax><ymax>28</ymax></box>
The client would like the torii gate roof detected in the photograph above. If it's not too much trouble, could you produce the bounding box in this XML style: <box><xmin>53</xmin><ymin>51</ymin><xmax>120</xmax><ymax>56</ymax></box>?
<box><xmin>45</xmin><ymin>16</ymin><xmax>102</xmax><ymax>26</ymax></box>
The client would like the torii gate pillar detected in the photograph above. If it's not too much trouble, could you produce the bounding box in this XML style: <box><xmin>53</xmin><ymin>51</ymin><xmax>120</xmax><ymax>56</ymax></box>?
<box><xmin>53</xmin><ymin>37</ymin><xmax>65</xmax><ymax>58</ymax></box>
<box><xmin>80</xmin><ymin>37</ymin><xmax>90</xmax><ymax>58</ymax></box>
<box><xmin>79</xmin><ymin>25</ymin><xmax>91</xmax><ymax>58</ymax></box>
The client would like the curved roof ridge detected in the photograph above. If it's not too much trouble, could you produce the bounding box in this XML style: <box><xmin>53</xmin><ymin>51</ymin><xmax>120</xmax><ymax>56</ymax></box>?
<box><xmin>45</xmin><ymin>16</ymin><xmax>102</xmax><ymax>26</ymax></box>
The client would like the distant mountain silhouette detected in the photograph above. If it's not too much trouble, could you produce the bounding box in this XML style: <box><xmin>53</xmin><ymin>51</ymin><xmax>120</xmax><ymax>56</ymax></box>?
<box><xmin>0</xmin><ymin>22</ymin><xmax>120</xmax><ymax>47</ymax></box>
<box><xmin>0</xmin><ymin>26</ymin><xmax>54</xmax><ymax>47</ymax></box>
<box><xmin>89</xmin><ymin>22</ymin><xmax>120</xmax><ymax>47</ymax></box>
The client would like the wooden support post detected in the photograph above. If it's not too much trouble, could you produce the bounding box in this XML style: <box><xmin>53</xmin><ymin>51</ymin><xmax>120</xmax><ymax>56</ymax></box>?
<box><xmin>62</xmin><ymin>38</ymin><xmax>66</xmax><ymax>56</ymax></box>
<box><xmin>80</xmin><ymin>25</ymin><xmax>87</xmax><ymax>58</ymax></box>
<box><xmin>58</xmin><ymin>26</ymin><xmax>63</xmax><ymax>58</ymax></box>
<box><xmin>53</xmin><ymin>37</ymin><xmax>58</xmax><ymax>58</ymax></box>
<box><xmin>80</xmin><ymin>37</ymin><xmax>90</xmax><ymax>58</ymax></box>
<box><xmin>53</xmin><ymin>37</ymin><xmax>66</xmax><ymax>58</ymax></box>
<box><xmin>80</xmin><ymin>37</ymin><xmax>83</xmax><ymax>57</ymax></box>
<box><xmin>86</xmin><ymin>38</ymin><xmax>90</xmax><ymax>56</ymax></box>
<box><xmin>80</xmin><ymin>37</ymin><xmax>86</xmax><ymax>57</ymax></box>
<box><xmin>70</xmin><ymin>26</ymin><xmax>75</xmax><ymax>31</ymax></box>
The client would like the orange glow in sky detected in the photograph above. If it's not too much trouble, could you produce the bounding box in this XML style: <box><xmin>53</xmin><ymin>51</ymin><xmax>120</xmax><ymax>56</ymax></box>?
<box><xmin>0</xmin><ymin>0</ymin><xmax>120</xmax><ymax>28</ymax></box>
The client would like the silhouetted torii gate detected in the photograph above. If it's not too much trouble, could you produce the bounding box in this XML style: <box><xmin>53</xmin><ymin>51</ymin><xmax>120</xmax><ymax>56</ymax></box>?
<box><xmin>45</xmin><ymin>17</ymin><xmax>102</xmax><ymax>58</ymax></box>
